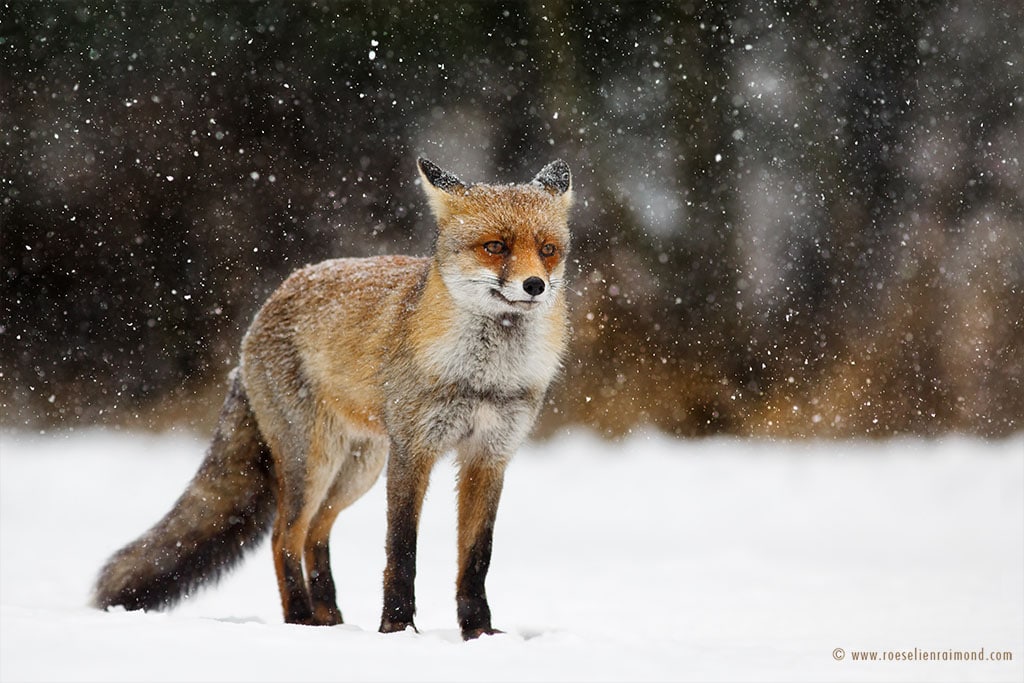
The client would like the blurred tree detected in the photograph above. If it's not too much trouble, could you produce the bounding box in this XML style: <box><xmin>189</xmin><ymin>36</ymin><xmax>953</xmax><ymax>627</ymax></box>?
<box><xmin>1</xmin><ymin>1</ymin><xmax>1020</xmax><ymax>438</ymax></box>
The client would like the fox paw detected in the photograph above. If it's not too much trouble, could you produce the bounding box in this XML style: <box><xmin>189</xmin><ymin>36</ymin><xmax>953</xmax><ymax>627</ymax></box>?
<box><xmin>379</xmin><ymin>619</ymin><xmax>418</xmax><ymax>634</ymax></box>
<box><xmin>312</xmin><ymin>605</ymin><xmax>343</xmax><ymax>626</ymax></box>
<box><xmin>462</xmin><ymin>627</ymin><xmax>504</xmax><ymax>641</ymax></box>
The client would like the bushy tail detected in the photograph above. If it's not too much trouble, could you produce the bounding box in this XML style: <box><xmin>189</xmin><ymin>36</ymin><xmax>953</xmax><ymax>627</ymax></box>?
<box><xmin>92</xmin><ymin>370</ymin><xmax>276</xmax><ymax>611</ymax></box>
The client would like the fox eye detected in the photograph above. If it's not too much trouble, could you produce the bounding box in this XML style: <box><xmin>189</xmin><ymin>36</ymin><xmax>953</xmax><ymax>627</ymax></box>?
<box><xmin>482</xmin><ymin>241</ymin><xmax>507</xmax><ymax>255</ymax></box>
<box><xmin>540</xmin><ymin>243</ymin><xmax>558</xmax><ymax>257</ymax></box>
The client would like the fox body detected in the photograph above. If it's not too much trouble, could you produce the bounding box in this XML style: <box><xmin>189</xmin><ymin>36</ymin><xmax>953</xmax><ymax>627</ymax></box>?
<box><xmin>92</xmin><ymin>158</ymin><xmax>573</xmax><ymax>639</ymax></box>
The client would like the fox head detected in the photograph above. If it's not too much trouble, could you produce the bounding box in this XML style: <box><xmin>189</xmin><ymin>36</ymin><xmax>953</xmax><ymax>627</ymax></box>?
<box><xmin>418</xmin><ymin>157</ymin><xmax>573</xmax><ymax>316</ymax></box>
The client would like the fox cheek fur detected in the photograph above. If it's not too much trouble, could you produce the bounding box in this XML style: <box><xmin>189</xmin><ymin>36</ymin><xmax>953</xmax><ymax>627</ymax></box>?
<box><xmin>91</xmin><ymin>157</ymin><xmax>573</xmax><ymax>641</ymax></box>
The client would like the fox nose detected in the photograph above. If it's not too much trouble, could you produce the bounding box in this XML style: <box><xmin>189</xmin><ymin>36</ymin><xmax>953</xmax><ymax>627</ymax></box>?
<box><xmin>523</xmin><ymin>277</ymin><xmax>546</xmax><ymax>297</ymax></box>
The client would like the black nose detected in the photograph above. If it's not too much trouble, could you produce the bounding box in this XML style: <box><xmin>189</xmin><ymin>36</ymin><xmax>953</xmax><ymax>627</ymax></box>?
<box><xmin>523</xmin><ymin>277</ymin><xmax>546</xmax><ymax>297</ymax></box>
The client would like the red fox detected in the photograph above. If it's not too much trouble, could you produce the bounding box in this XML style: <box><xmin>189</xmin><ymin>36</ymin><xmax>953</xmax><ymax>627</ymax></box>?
<box><xmin>92</xmin><ymin>158</ymin><xmax>573</xmax><ymax>640</ymax></box>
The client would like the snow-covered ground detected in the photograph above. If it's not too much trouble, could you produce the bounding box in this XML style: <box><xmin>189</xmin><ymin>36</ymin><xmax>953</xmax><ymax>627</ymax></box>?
<box><xmin>1</xmin><ymin>428</ymin><xmax>1021</xmax><ymax>682</ymax></box>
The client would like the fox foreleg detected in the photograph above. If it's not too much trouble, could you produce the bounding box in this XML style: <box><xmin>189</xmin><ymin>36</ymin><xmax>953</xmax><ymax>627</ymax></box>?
<box><xmin>455</xmin><ymin>453</ymin><xmax>507</xmax><ymax>640</ymax></box>
<box><xmin>379</xmin><ymin>443</ymin><xmax>438</xmax><ymax>634</ymax></box>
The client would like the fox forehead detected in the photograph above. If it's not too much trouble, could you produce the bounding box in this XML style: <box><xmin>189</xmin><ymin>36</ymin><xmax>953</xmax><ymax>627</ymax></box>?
<box><xmin>439</xmin><ymin>184</ymin><xmax>571</xmax><ymax>246</ymax></box>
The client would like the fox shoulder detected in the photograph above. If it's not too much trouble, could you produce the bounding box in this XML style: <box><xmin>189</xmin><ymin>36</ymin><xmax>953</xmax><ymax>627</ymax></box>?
<box><xmin>243</xmin><ymin>255</ymin><xmax>430</xmax><ymax>364</ymax></box>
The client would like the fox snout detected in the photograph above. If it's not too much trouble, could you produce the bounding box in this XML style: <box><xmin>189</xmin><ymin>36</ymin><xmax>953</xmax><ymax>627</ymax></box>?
<box><xmin>523</xmin><ymin>276</ymin><xmax>545</xmax><ymax>297</ymax></box>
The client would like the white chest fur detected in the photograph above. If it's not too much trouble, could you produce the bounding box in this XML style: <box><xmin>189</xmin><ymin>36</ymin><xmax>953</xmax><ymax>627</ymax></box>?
<box><xmin>421</xmin><ymin>309</ymin><xmax>563</xmax><ymax>394</ymax></box>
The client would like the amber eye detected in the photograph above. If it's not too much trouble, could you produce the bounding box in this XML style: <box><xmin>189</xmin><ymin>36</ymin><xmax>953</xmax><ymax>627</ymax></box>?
<box><xmin>540</xmin><ymin>243</ymin><xmax>558</xmax><ymax>257</ymax></box>
<box><xmin>483</xmin><ymin>241</ymin><xmax>507</xmax><ymax>255</ymax></box>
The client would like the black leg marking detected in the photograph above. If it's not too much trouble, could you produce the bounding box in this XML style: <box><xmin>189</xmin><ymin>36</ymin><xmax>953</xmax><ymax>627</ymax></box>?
<box><xmin>379</xmin><ymin>451</ymin><xmax>434</xmax><ymax>634</ymax></box>
<box><xmin>308</xmin><ymin>542</ymin><xmax>343</xmax><ymax>625</ymax></box>
<box><xmin>380</xmin><ymin>505</ymin><xmax>419</xmax><ymax>633</ymax></box>
<box><xmin>457</xmin><ymin>526</ymin><xmax>500</xmax><ymax>639</ymax></box>
<box><xmin>281</xmin><ymin>551</ymin><xmax>314</xmax><ymax>624</ymax></box>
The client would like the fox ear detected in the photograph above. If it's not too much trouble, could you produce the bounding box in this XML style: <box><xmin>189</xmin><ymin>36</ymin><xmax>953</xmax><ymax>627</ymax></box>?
<box><xmin>531</xmin><ymin>160</ymin><xmax>573</xmax><ymax>207</ymax></box>
<box><xmin>418</xmin><ymin>158</ymin><xmax>467</xmax><ymax>220</ymax></box>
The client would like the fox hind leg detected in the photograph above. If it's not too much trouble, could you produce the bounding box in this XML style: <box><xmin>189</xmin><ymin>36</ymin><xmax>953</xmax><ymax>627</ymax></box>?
<box><xmin>266</xmin><ymin>419</ymin><xmax>338</xmax><ymax>626</ymax></box>
<box><xmin>270</xmin><ymin>463</ymin><xmax>318</xmax><ymax>624</ymax></box>
<box><xmin>304</xmin><ymin>437</ymin><xmax>387</xmax><ymax>626</ymax></box>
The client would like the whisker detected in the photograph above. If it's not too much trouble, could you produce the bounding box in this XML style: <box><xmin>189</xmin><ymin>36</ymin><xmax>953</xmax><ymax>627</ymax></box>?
<box><xmin>465</xmin><ymin>276</ymin><xmax>502</xmax><ymax>286</ymax></box>
<box><xmin>550</xmin><ymin>279</ymin><xmax>585</xmax><ymax>297</ymax></box>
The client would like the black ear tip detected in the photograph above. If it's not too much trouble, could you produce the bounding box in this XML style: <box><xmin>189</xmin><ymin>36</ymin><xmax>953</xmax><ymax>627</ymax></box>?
<box><xmin>532</xmin><ymin>159</ymin><xmax>572</xmax><ymax>194</ymax></box>
<box><xmin>417</xmin><ymin>157</ymin><xmax>466</xmax><ymax>193</ymax></box>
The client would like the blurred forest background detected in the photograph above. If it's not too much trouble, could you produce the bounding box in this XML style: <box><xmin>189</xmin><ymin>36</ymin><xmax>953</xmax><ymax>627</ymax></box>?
<box><xmin>2</xmin><ymin>1</ymin><xmax>1022</xmax><ymax>439</ymax></box>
